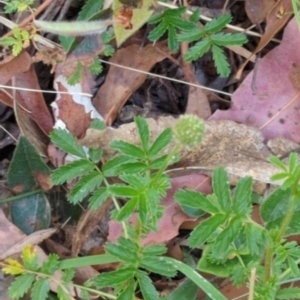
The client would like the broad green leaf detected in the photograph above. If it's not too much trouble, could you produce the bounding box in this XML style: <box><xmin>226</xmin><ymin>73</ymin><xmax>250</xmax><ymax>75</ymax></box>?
<box><xmin>11</xmin><ymin>192</ymin><xmax>51</xmax><ymax>235</ymax></box>
<box><xmin>168</xmin><ymin>278</ymin><xmax>198</xmax><ymax>300</ymax></box>
<box><xmin>266</xmin><ymin>211</ymin><xmax>300</xmax><ymax>236</ymax></box>
<box><xmin>135</xmin><ymin>116</ymin><xmax>150</xmax><ymax>151</ymax></box>
<box><xmin>269</xmin><ymin>155</ymin><xmax>288</xmax><ymax>171</ymax></box>
<box><xmin>211</xmin><ymin>45</ymin><xmax>230</xmax><ymax>77</ymax></box>
<box><xmin>102</xmin><ymin>155</ymin><xmax>136</xmax><ymax>177</ymax></box>
<box><xmin>260</xmin><ymin>187</ymin><xmax>293</xmax><ymax>222</ymax></box>
<box><xmin>289</xmin><ymin>152</ymin><xmax>298</xmax><ymax>173</ymax></box>
<box><xmin>115</xmin><ymin>162</ymin><xmax>148</xmax><ymax>174</ymax></box>
<box><xmin>62</xmin><ymin>269</ymin><xmax>75</xmax><ymax>283</ymax></box>
<box><xmin>162</xmin><ymin>257</ymin><xmax>228</xmax><ymax>300</ymax></box>
<box><xmin>142</xmin><ymin>244</ymin><xmax>167</xmax><ymax>256</ymax></box>
<box><xmin>22</xmin><ymin>245</ymin><xmax>39</xmax><ymax>271</ymax></box>
<box><xmin>233</xmin><ymin>176</ymin><xmax>253</xmax><ymax>216</ymax></box>
<box><xmin>204</xmin><ymin>14</ymin><xmax>232</xmax><ymax>33</ymax></box>
<box><xmin>188</xmin><ymin>214</ymin><xmax>227</xmax><ymax>247</ymax></box>
<box><xmin>51</xmin><ymin>159</ymin><xmax>94</xmax><ymax>185</ymax></box>
<box><xmin>31</xmin><ymin>278</ymin><xmax>50</xmax><ymax>300</ymax></box>
<box><xmin>177</xmin><ymin>28</ymin><xmax>205</xmax><ymax>42</ymax></box>
<box><xmin>78</xmin><ymin>0</ymin><xmax>104</xmax><ymax>20</ymax></box>
<box><xmin>120</xmin><ymin>174</ymin><xmax>147</xmax><ymax>189</ymax></box>
<box><xmin>175</xmin><ymin>189</ymin><xmax>219</xmax><ymax>214</ymax></box>
<box><xmin>57</xmin><ymin>286</ymin><xmax>72</xmax><ymax>300</ymax></box>
<box><xmin>288</xmin><ymin>256</ymin><xmax>300</xmax><ymax>277</ymax></box>
<box><xmin>94</xmin><ymin>267</ymin><xmax>135</xmax><ymax>288</ymax></box>
<box><xmin>211</xmin><ymin>32</ymin><xmax>247</xmax><ymax>46</ymax></box>
<box><xmin>88</xmin><ymin>148</ymin><xmax>102</xmax><ymax>164</ymax></box>
<box><xmin>41</xmin><ymin>254</ymin><xmax>60</xmax><ymax>275</ymax></box>
<box><xmin>68</xmin><ymin>62</ymin><xmax>82</xmax><ymax>85</ymax></box>
<box><xmin>148</xmin><ymin>7</ymin><xmax>195</xmax><ymax>51</ymax></box>
<box><xmin>150</xmin><ymin>154</ymin><xmax>170</xmax><ymax>169</ymax></box>
<box><xmin>50</xmin><ymin>129</ymin><xmax>86</xmax><ymax>158</ymax></box>
<box><xmin>147</xmin><ymin>21</ymin><xmax>167</xmax><ymax>41</ymax></box>
<box><xmin>59</xmin><ymin>35</ymin><xmax>75</xmax><ymax>52</ymax></box>
<box><xmin>113</xmin><ymin>0</ymin><xmax>154</xmax><ymax>46</ymax></box>
<box><xmin>110</xmin><ymin>140</ymin><xmax>145</xmax><ymax>158</ymax></box>
<box><xmin>136</xmin><ymin>270</ymin><xmax>160</xmax><ymax>300</ymax></box>
<box><xmin>213</xmin><ymin>217</ymin><xmax>243</xmax><ymax>258</ymax></box>
<box><xmin>276</xmin><ymin>287</ymin><xmax>300</xmax><ymax>299</ymax></box>
<box><xmin>212</xmin><ymin>167</ymin><xmax>231</xmax><ymax>212</ymax></box>
<box><xmin>90</xmin><ymin>119</ymin><xmax>106</xmax><ymax>130</ymax></box>
<box><xmin>271</xmin><ymin>172</ymin><xmax>289</xmax><ymax>181</ymax></box>
<box><xmin>189</xmin><ymin>8</ymin><xmax>200</xmax><ymax>23</ymax></box>
<box><xmin>108</xmin><ymin>185</ymin><xmax>139</xmax><ymax>197</ymax></box>
<box><xmin>140</xmin><ymin>257</ymin><xmax>177</xmax><ymax>277</ymax></box>
<box><xmin>184</xmin><ymin>38</ymin><xmax>211</xmax><ymax>62</ymax></box>
<box><xmin>245</xmin><ymin>224</ymin><xmax>267</xmax><ymax>256</ymax></box>
<box><xmin>34</xmin><ymin>19</ymin><xmax>112</xmax><ymax>36</ymax></box>
<box><xmin>8</xmin><ymin>274</ymin><xmax>35</xmax><ymax>300</ymax></box>
<box><xmin>115</xmin><ymin>197</ymin><xmax>138</xmax><ymax>221</ymax></box>
<box><xmin>197</xmin><ymin>246</ymin><xmax>236</xmax><ymax>278</ymax></box>
<box><xmin>68</xmin><ymin>172</ymin><xmax>102</xmax><ymax>204</ymax></box>
<box><xmin>149</xmin><ymin>128</ymin><xmax>172</xmax><ymax>158</ymax></box>
<box><xmin>7</xmin><ymin>137</ymin><xmax>50</xmax><ymax>192</ymax></box>
<box><xmin>88</xmin><ymin>187</ymin><xmax>109</xmax><ymax>210</ymax></box>
<box><xmin>118</xmin><ymin>278</ymin><xmax>135</xmax><ymax>300</ymax></box>
<box><xmin>105</xmin><ymin>239</ymin><xmax>139</xmax><ymax>263</ymax></box>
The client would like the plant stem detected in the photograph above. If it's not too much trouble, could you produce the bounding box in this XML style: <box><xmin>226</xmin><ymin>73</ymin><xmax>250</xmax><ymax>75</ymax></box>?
<box><xmin>276</xmin><ymin>194</ymin><xmax>297</xmax><ymax>243</ymax></box>
<box><xmin>265</xmin><ymin>193</ymin><xmax>297</xmax><ymax>281</ymax></box>
<box><xmin>0</xmin><ymin>189</ymin><xmax>42</xmax><ymax>203</ymax></box>
<box><xmin>264</xmin><ymin>244</ymin><xmax>274</xmax><ymax>281</ymax></box>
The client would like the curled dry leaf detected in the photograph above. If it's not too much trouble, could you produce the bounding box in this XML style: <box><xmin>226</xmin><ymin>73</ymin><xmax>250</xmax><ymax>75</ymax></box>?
<box><xmin>237</xmin><ymin>0</ymin><xmax>293</xmax><ymax>78</ymax></box>
<box><xmin>93</xmin><ymin>41</ymin><xmax>171</xmax><ymax>125</ymax></box>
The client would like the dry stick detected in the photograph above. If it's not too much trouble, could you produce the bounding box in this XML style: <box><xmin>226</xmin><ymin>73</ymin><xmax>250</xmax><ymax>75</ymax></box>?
<box><xmin>98</xmin><ymin>58</ymin><xmax>232</xmax><ymax>97</ymax></box>
<box><xmin>3</xmin><ymin>0</ymin><xmax>53</xmax><ymax>37</ymax></box>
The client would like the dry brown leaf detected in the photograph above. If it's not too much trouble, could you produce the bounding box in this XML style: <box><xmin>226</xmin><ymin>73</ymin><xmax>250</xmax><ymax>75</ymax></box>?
<box><xmin>0</xmin><ymin>51</ymin><xmax>31</xmax><ymax>85</ymax></box>
<box><xmin>79</xmin><ymin>116</ymin><xmax>292</xmax><ymax>194</ymax></box>
<box><xmin>0</xmin><ymin>228</ymin><xmax>57</xmax><ymax>260</ymax></box>
<box><xmin>71</xmin><ymin>198</ymin><xmax>112</xmax><ymax>257</ymax></box>
<box><xmin>245</xmin><ymin>0</ymin><xmax>277</xmax><ymax>24</ymax></box>
<box><xmin>14</xmin><ymin>98</ymin><xmax>49</xmax><ymax>156</ymax></box>
<box><xmin>237</xmin><ymin>0</ymin><xmax>293</xmax><ymax>79</ymax></box>
<box><xmin>181</xmin><ymin>59</ymin><xmax>211</xmax><ymax>119</ymax></box>
<box><xmin>93</xmin><ymin>41</ymin><xmax>171</xmax><ymax>124</ymax></box>
<box><xmin>14</xmin><ymin>65</ymin><xmax>54</xmax><ymax>135</ymax></box>
<box><xmin>56</xmin><ymin>83</ymin><xmax>92</xmax><ymax>138</ymax></box>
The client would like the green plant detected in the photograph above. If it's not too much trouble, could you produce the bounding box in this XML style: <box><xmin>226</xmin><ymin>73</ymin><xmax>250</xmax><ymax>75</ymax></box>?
<box><xmin>0</xmin><ymin>0</ymin><xmax>247</xmax><ymax>82</ymax></box>
<box><xmin>3</xmin><ymin>116</ymin><xmax>300</xmax><ymax>299</ymax></box>
<box><xmin>292</xmin><ymin>0</ymin><xmax>300</xmax><ymax>30</ymax></box>
<box><xmin>1</xmin><ymin>115</ymin><xmax>228</xmax><ymax>300</ymax></box>
<box><xmin>174</xmin><ymin>152</ymin><xmax>300</xmax><ymax>299</ymax></box>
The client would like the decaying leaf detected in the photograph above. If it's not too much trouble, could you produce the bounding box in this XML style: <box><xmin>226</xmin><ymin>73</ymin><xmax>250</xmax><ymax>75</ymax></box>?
<box><xmin>245</xmin><ymin>0</ymin><xmax>277</xmax><ymax>24</ymax></box>
<box><xmin>93</xmin><ymin>41</ymin><xmax>171</xmax><ymax>125</ymax></box>
<box><xmin>113</xmin><ymin>0</ymin><xmax>154</xmax><ymax>45</ymax></box>
<box><xmin>212</xmin><ymin>16</ymin><xmax>300</xmax><ymax>144</ymax></box>
<box><xmin>237</xmin><ymin>0</ymin><xmax>293</xmax><ymax>78</ymax></box>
